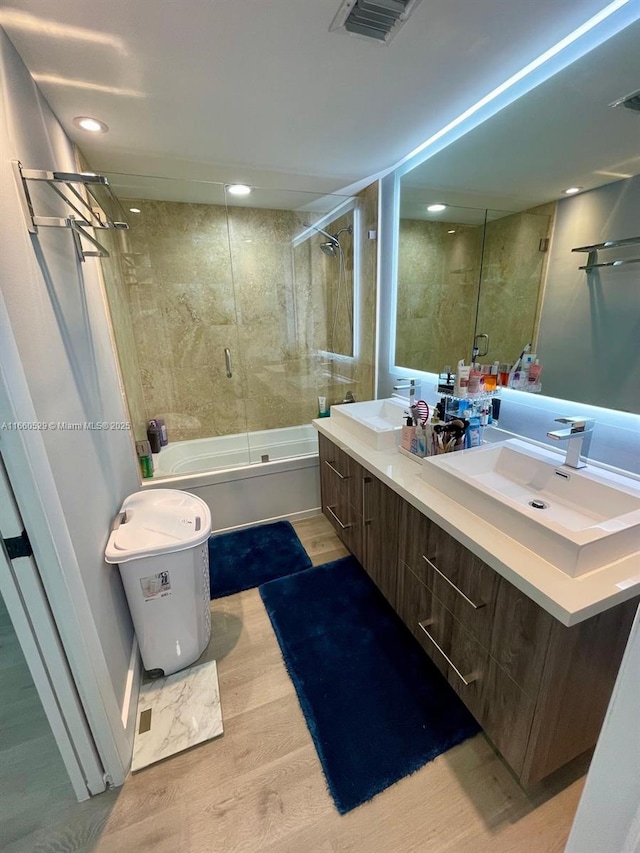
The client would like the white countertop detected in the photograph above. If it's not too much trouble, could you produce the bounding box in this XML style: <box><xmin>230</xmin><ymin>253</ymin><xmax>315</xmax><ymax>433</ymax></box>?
<box><xmin>313</xmin><ymin>417</ymin><xmax>640</xmax><ymax>627</ymax></box>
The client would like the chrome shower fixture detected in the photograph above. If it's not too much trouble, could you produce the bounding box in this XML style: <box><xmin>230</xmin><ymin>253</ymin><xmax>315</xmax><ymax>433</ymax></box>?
<box><xmin>304</xmin><ymin>222</ymin><xmax>353</xmax><ymax>255</ymax></box>
<box><xmin>319</xmin><ymin>227</ymin><xmax>353</xmax><ymax>256</ymax></box>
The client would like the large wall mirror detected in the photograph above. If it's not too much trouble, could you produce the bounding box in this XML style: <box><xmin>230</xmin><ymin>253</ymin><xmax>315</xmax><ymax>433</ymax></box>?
<box><xmin>393</xmin><ymin>19</ymin><xmax>640</xmax><ymax>413</ymax></box>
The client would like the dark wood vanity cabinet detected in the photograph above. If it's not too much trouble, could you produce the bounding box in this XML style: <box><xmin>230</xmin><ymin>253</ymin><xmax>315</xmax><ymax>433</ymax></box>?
<box><xmin>318</xmin><ymin>433</ymin><xmax>401</xmax><ymax>609</ymax></box>
<box><xmin>318</xmin><ymin>433</ymin><xmax>365</xmax><ymax>563</ymax></box>
<box><xmin>318</xmin><ymin>434</ymin><xmax>638</xmax><ymax>786</ymax></box>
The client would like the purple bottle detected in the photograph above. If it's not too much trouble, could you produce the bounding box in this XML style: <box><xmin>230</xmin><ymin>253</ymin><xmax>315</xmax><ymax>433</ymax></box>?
<box><xmin>149</xmin><ymin>417</ymin><xmax>168</xmax><ymax>447</ymax></box>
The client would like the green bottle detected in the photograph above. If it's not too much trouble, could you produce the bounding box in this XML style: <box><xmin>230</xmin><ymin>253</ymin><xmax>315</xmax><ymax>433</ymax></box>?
<box><xmin>135</xmin><ymin>440</ymin><xmax>154</xmax><ymax>479</ymax></box>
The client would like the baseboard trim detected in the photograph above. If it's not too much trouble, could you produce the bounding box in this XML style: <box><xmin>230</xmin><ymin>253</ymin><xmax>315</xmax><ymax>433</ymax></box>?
<box><xmin>214</xmin><ymin>506</ymin><xmax>322</xmax><ymax>534</ymax></box>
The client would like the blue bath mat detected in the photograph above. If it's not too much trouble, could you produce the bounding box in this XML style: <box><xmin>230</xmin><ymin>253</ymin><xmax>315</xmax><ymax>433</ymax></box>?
<box><xmin>259</xmin><ymin>557</ymin><xmax>480</xmax><ymax>814</ymax></box>
<box><xmin>208</xmin><ymin>520</ymin><xmax>312</xmax><ymax>599</ymax></box>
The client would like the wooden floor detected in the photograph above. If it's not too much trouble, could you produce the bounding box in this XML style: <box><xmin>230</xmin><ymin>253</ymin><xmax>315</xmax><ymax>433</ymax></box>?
<box><xmin>1</xmin><ymin>515</ymin><xmax>587</xmax><ymax>853</ymax></box>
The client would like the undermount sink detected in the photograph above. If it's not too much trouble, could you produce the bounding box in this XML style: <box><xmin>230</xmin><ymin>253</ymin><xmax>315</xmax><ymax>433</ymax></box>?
<box><xmin>330</xmin><ymin>397</ymin><xmax>407</xmax><ymax>450</ymax></box>
<box><xmin>421</xmin><ymin>439</ymin><xmax>640</xmax><ymax>576</ymax></box>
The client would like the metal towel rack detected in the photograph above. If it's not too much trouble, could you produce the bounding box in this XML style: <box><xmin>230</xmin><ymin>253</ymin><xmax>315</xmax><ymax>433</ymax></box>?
<box><xmin>12</xmin><ymin>161</ymin><xmax>129</xmax><ymax>262</ymax></box>
<box><xmin>571</xmin><ymin>236</ymin><xmax>640</xmax><ymax>272</ymax></box>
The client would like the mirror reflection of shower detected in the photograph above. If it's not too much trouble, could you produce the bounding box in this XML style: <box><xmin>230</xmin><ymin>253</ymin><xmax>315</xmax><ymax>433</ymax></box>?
<box><xmin>306</xmin><ymin>222</ymin><xmax>354</xmax><ymax>353</ymax></box>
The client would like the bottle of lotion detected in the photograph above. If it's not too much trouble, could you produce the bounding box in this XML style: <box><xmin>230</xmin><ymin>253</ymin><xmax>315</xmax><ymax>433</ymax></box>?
<box><xmin>401</xmin><ymin>415</ymin><xmax>416</xmax><ymax>452</ymax></box>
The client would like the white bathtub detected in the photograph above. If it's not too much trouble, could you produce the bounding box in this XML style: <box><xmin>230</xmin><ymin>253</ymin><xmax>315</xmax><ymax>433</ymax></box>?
<box><xmin>142</xmin><ymin>424</ymin><xmax>320</xmax><ymax>532</ymax></box>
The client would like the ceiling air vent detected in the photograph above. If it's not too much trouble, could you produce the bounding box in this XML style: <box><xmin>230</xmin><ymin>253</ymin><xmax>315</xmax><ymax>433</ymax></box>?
<box><xmin>610</xmin><ymin>88</ymin><xmax>640</xmax><ymax>113</ymax></box>
<box><xmin>330</xmin><ymin>0</ymin><xmax>423</xmax><ymax>44</ymax></box>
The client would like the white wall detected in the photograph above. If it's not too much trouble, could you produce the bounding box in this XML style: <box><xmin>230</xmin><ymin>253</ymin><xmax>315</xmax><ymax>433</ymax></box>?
<box><xmin>0</xmin><ymin>30</ymin><xmax>139</xmax><ymax>752</ymax></box>
<box><xmin>565</xmin><ymin>606</ymin><xmax>640</xmax><ymax>853</ymax></box>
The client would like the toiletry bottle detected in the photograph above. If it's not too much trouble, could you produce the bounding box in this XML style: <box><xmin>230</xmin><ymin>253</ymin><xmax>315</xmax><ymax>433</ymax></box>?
<box><xmin>483</xmin><ymin>363</ymin><xmax>498</xmax><ymax>392</ymax></box>
<box><xmin>136</xmin><ymin>440</ymin><xmax>154</xmax><ymax>479</ymax></box>
<box><xmin>468</xmin><ymin>368</ymin><xmax>482</xmax><ymax>396</ymax></box>
<box><xmin>416</xmin><ymin>422</ymin><xmax>427</xmax><ymax>457</ymax></box>
<box><xmin>498</xmin><ymin>363</ymin><xmax>511</xmax><ymax>387</ymax></box>
<box><xmin>454</xmin><ymin>360</ymin><xmax>469</xmax><ymax>398</ymax></box>
<box><xmin>318</xmin><ymin>396</ymin><xmax>330</xmax><ymax>418</ymax></box>
<box><xmin>401</xmin><ymin>415</ymin><xmax>416</xmax><ymax>452</ymax></box>
<box><xmin>424</xmin><ymin>410</ymin><xmax>440</xmax><ymax>457</ymax></box>
<box><xmin>527</xmin><ymin>359</ymin><xmax>542</xmax><ymax>389</ymax></box>
<box><xmin>147</xmin><ymin>420</ymin><xmax>162</xmax><ymax>454</ymax></box>
<box><xmin>156</xmin><ymin>417</ymin><xmax>168</xmax><ymax>446</ymax></box>
<box><xmin>465</xmin><ymin>416</ymin><xmax>482</xmax><ymax>448</ymax></box>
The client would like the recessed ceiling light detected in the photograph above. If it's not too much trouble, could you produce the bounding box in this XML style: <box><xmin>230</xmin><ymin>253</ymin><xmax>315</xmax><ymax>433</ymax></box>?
<box><xmin>427</xmin><ymin>203</ymin><xmax>447</xmax><ymax>212</ymax></box>
<box><xmin>129</xmin><ymin>207</ymin><xmax>141</xmax><ymax>214</ymax></box>
<box><xmin>447</xmin><ymin>229</ymin><xmax>456</xmax><ymax>234</ymax></box>
<box><xmin>563</xmin><ymin>187</ymin><xmax>582</xmax><ymax>195</ymax></box>
<box><xmin>73</xmin><ymin>116</ymin><xmax>108</xmax><ymax>133</ymax></box>
<box><xmin>227</xmin><ymin>184</ymin><xmax>251</xmax><ymax>196</ymax></box>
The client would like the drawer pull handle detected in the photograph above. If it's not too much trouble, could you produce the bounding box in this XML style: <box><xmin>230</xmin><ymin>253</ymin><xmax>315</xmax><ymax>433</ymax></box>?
<box><xmin>324</xmin><ymin>460</ymin><xmax>351</xmax><ymax>480</ymax></box>
<box><xmin>422</xmin><ymin>555</ymin><xmax>486</xmax><ymax>610</ymax></box>
<box><xmin>326</xmin><ymin>505</ymin><xmax>352</xmax><ymax>530</ymax></box>
<box><xmin>418</xmin><ymin>620</ymin><xmax>479</xmax><ymax>686</ymax></box>
<box><xmin>362</xmin><ymin>476</ymin><xmax>372</xmax><ymax>525</ymax></box>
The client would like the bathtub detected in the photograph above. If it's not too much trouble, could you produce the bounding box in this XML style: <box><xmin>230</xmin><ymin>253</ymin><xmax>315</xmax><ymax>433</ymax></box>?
<box><xmin>141</xmin><ymin>424</ymin><xmax>321</xmax><ymax>532</ymax></box>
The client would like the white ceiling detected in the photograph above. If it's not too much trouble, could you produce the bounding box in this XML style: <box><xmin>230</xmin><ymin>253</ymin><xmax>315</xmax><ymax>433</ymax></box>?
<box><xmin>0</xmin><ymin>0</ymin><xmax>623</xmax><ymax>194</ymax></box>
<box><xmin>400</xmin><ymin>18</ymin><xmax>640</xmax><ymax>219</ymax></box>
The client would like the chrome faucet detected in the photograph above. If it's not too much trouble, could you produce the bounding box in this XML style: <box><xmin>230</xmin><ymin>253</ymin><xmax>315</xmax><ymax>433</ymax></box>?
<box><xmin>547</xmin><ymin>417</ymin><xmax>595</xmax><ymax>469</ymax></box>
<box><xmin>393</xmin><ymin>378</ymin><xmax>417</xmax><ymax>403</ymax></box>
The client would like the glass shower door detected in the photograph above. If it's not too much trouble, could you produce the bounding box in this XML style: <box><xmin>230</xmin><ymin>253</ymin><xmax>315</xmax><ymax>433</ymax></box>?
<box><xmin>99</xmin><ymin>174</ymin><xmax>250</xmax><ymax>477</ymax></box>
<box><xmin>223</xmin><ymin>186</ymin><xmax>357</xmax><ymax>465</ymax></box>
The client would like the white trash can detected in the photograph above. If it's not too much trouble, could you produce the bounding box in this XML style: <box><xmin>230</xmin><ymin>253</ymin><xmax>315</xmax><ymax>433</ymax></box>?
<box><xmin>105</xmin><ymin>489</ymin><xmax>212</xmax><ymax>677</ymax></box>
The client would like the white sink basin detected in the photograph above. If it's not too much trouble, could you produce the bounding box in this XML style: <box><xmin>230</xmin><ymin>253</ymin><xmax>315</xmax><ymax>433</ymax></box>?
<box><xmin>421</xmin><ymin>439</ymin><xmax>640</xmax><ymax>576</ymax></box>
<box><xmin>330</xmin><ymin>398</ymin><xmax>408</xmax><ymax>451</ymax></box>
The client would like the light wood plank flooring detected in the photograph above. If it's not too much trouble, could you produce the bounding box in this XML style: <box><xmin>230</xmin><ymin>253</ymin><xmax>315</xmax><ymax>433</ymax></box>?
<box><xmin>3</xmin><ymin>515</ymin><xmax>587</xmax><ymax>852</ymax></box>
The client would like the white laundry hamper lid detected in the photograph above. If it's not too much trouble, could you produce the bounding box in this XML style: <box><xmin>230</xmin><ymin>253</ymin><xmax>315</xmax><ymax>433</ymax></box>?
<box><xmin>105</xmin><ymin>489</ymin><xmax>211</xmax><ymax>563</ymax></box>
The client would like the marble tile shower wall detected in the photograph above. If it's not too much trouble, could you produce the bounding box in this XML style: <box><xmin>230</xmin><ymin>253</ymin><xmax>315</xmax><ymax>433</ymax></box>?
<box><xmin>396</xmin><ymin>220</ymin><xmax>483</xmax><ymax>370</ymax></box>
<box><xmin>396</xmin><ymin>203</ymin><xmax>556</xmax><ymax>374</ymax></box>
<box><xmin>477</xmin><ymin>203</ymin><xmax>555</xmax><ymax>362</ymax></box>
<box><xmin>101</xmin><ymin>193</ymin><xmax>376</xmax><ymax>444</ymax></box>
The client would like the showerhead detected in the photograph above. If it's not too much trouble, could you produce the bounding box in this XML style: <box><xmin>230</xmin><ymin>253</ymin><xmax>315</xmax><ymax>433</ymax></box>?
<box><xmin>320</xmin><ymin>241</ymin><xmax>337</xmax><ymax>256</ymax></box>
<box><xmin>303</xmin><ymin>222</ymin><xmax>352</xmax><ymax>257</ymax></box>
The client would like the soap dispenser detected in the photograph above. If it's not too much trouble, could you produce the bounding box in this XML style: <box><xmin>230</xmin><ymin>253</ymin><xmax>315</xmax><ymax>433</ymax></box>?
<box><xmin>401</xmin><ymin>415</ymin><xmax>416</xmax><ymax>452</ymax></box>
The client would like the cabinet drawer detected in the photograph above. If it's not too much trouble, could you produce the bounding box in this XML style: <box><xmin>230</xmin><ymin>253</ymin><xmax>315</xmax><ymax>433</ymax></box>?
<box><xmin>318</xmin><ymin>434</ymin><xmax>360</xmax><ymax>509</ymax></box>
<box><xmin>400</xmin><ymin>502</ymin><xmax>551</xmax><ymax>699</ymax></box>
<box><xmin>324</xmin><ymin>496</ymin><xmax>364</xmax><ymax>562</ymax></box>
<box><xmin>400</xmin><ymin>503</ymin><xmax>498</xmax><ymax>650</ymax></box>
<box><xmin>418</xmin><ymin>592</ymin><xmax>488</xmax><ymax>723</ymax></box>
<box><xmin>398</xmin><ymin>561</ymin><xmax>535</xmax><ymax>774</ymax></box>
<box><xmin>398</xmin><ymin>561</ymin><xmax>485</xmax><ymax>721</ymax></box>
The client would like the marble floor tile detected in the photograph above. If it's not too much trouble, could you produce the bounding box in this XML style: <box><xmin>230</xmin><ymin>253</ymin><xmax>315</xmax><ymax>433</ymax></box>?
<box><xmin>132</xmin><ymin>660</ymin><xmax>223</xmax><ymax>771</ymax></box>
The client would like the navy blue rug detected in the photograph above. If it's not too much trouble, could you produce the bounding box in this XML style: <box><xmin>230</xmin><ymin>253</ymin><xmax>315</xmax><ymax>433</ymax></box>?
<box><xmin>259</xmin><ymin>556</ymin><xmax>480</xmax><ymax>814</ymax></box>
<box><xmin>208</xmin><ymin>520</ymin><xmax>312</xmax><ymax>599</ymax></box>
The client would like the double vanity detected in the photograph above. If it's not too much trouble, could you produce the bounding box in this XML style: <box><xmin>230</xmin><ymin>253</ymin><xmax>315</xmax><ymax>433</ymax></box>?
<box><xmin>313</xmin><ymin>399</ymin><xmax>640</xmax><ymax>786</ymax></box>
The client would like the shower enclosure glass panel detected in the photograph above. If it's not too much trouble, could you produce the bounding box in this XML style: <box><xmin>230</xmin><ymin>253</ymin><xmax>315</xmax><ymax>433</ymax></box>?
<box><xmin>99</xmin><ymin>175</ymin><xmax>357</xmax><ymax>478</ymax></box>
<box><xmin>224</xmin><ymin>186</ymin><xmax>356</xmax><ymax>464</ymax></box>
<box><xmin>99</xmin><ymin>175</ymin><xmax>249</xmax><ymax>474</ymax></box>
